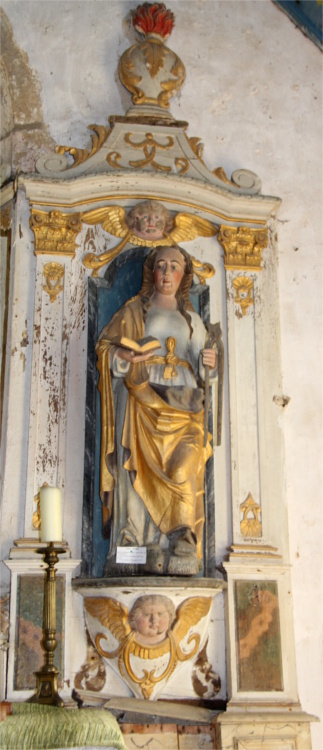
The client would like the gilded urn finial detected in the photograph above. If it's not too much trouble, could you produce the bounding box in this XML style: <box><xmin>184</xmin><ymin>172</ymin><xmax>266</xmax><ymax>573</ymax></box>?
<box><xmin>119</xmin><ymin>2</ymin><xmax>185</xmax><ymax>118</ymax></box>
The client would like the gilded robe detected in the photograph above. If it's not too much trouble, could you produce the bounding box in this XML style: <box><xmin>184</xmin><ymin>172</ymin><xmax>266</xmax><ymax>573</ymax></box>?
<box><xmin>96</xmin><ymin>296</ymin><xmax>214</xmax><ymax>559</ymax></box>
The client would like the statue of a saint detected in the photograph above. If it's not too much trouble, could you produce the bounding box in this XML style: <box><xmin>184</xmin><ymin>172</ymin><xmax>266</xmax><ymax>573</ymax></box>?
<box><xmin>96</xmin><ymin>245</ymin><xmax>217</xmax><ymax>575</ymax></box>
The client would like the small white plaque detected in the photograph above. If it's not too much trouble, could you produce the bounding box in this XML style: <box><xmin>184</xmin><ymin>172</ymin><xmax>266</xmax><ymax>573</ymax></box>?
<box><xmin>116</xmin><ymin>546</ymin><xmax>147</xmax><ymax>564</ymax></box>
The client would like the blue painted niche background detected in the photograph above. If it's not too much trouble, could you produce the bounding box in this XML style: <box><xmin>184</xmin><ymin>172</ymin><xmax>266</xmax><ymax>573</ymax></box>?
<box><xmin>82</xmin><ymin>247</ymin><xmax>214</xmax><ymax>577</ymax></box>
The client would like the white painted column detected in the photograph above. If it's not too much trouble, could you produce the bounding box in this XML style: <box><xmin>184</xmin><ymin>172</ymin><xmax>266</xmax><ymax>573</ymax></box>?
<box><xmin>226</xmin><ymin>268</ymin><xmax>262</xmax><ymax>545</ymax></box>
<box><xmin>24</xmin><ymin>254</ymin><xmax>71</xmax><ymax>541</ymax></box>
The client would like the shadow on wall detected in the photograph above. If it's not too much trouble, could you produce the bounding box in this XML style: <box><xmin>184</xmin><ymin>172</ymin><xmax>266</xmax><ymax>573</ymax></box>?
<box><xmin>0</xmin><ymin>8</ymin><xmax>55</xmax><ymax>177</ymax></box>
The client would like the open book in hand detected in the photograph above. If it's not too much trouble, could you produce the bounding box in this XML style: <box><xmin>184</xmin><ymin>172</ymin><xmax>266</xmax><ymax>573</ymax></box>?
<box><xmin>109</xmin><ymin>335</ymin><xmax>161</xmax><ymax>354</ymax></box>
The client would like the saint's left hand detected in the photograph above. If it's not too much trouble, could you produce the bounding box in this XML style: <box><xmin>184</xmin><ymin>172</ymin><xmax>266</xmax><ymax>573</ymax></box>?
<box><xmin>202</xmin><ymin>348</ymin><xmax>217</xmax><ymax>369</ymax></box>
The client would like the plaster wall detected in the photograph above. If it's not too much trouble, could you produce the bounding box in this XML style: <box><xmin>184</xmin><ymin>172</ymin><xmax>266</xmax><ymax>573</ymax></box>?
<box><xmin>0</xmin><ymin>1</ymin><xmax>322</xmax><ymax>746</ymax></box>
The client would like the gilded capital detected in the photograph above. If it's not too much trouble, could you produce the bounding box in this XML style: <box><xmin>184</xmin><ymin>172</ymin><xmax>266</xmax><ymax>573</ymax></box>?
<box><xmin>30</xmin><ymin>209</ymin><xmax>82</xmax><ymax>256</ymax></box>
<box><xmin>217</xmin><ymin>225</ymin><xmax>269</xmax><ymax>271</ymax></box>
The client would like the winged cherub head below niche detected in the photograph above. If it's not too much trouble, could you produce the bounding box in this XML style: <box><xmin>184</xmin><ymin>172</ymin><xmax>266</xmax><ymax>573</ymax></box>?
<box><xmin>84</xmin><ymin>593</ymin><xmax>213</xmax><ymax>700</ymax></box>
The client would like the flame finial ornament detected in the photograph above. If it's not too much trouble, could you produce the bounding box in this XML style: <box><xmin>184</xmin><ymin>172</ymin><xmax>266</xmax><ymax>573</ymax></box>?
<box><xmin>119</xmin><ymin>3</ymin><xmax>185</xmax><ymax>117</ymax></box>
<box><xmin>132</xmin><ymin>3</ymin><xmax>175</xmax><ymax>39</ymax></box>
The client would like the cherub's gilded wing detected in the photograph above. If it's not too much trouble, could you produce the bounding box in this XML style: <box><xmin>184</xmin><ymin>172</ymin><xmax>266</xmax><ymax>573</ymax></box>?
<box><xmin>172</xmin><ymin>597</ymin><xmax>212</xmax><ymax>642</ymax></box>
<box><xmin>170</xmin><ymin>213</ymin><xmax>217</xmax><ymax>244</ymax></box>
<box><xmin>84</xmin><ymin>597</ymin><xmax>131</xmax><ymax>643</ymax></box>
<box><xmin>82</xmin><ymin>206</ymin><xmax>128</xmax><ymax>238</ymax></box>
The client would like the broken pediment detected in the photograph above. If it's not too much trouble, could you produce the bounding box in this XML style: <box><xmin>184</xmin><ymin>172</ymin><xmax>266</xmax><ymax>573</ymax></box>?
<box><xmin>31</xmin><ymin>1</ymin><xmax>280</xmax><ymax>224</ymax></box>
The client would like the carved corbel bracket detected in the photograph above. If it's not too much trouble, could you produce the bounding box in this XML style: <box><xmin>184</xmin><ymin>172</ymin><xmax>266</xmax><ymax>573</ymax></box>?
<box><xmin>30</xmin><ymin>209</ymin><xmax>82</xmax><ymax>256</ymax></box>
<box><xmin>217</xmin><ymin>225</ymin><xmax>269</xmax><ymax>271</ymax></box>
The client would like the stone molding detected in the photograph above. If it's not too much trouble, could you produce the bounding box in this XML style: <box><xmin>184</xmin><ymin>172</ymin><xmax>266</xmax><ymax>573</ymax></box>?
<box><xmin>20</xmin><ymin>173</ymin><xmax>280</xmax><ymax>226</ymax></box>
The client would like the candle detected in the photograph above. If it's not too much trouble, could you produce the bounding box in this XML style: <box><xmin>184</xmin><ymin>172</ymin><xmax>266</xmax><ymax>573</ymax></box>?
<box><xmin>40</xmin><ymin>486</ymin><xmax>62</xmax><ymax>543</ymax></box>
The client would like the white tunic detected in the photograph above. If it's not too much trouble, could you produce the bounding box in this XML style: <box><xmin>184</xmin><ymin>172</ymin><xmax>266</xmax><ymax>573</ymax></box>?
<box><xmin>108</xmin><ymin>305</ymin><xmax>216</xmax><ymax>552</ymax></box>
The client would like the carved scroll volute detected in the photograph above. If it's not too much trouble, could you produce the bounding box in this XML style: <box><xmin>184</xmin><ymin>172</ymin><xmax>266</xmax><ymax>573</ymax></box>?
<box><xmin>119</xmin><ymin>3</ymin><xmax>185</xmax><ymax>112</ymax></box>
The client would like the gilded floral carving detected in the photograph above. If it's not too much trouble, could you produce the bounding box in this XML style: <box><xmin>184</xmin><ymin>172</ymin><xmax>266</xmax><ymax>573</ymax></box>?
<box><xmin>42</xmin><ymin>262</ymin><xmax>65</xmax><ymax>303</ymax></box>
<box><xmin>240</xmin><ymin>493</ymin><xmax>262</xmax><ymax>537</ymax></box>
<box><xmin>233</xmin><ymin>276</ymin><xmax>254</xmax><ymax>315</ymax></box>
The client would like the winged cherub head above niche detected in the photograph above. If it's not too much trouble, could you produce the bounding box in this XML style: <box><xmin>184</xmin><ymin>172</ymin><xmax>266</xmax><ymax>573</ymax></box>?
<box><xmin>125</xmin><ymin>199</ymin><xmax>173</xmax><ymax>240</ymax></box>
<box><xmin>82</xmin><ymin>199</ymin><xmax>217</xmax><ymax>282</ymax></box>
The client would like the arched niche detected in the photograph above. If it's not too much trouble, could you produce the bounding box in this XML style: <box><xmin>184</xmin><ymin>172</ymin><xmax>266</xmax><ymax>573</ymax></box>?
<box><xmin>82</xmin><ymin>244</ymin><xmax>215</xmax><ymax>577</ymax></box>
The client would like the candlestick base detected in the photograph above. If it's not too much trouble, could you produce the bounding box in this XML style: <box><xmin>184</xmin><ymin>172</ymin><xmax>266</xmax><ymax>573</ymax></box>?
<box><xmin>28</xmin><ymin>666</ymin><xmax>65</xmax><ymax>707</ymax></box>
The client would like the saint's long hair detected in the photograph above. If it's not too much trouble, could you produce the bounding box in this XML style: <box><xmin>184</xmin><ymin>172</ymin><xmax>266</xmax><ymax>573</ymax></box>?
<box><xmin>139</xmin><ymin>245</ymin><xmax>195</xmax><ymax>338</ymax></box>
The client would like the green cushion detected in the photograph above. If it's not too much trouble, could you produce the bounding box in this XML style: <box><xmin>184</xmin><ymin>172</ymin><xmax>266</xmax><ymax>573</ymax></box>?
<box><xmin>0</xmin><ymin>704</ymin><xmax>127</xmax><ymax>750</ymax></box>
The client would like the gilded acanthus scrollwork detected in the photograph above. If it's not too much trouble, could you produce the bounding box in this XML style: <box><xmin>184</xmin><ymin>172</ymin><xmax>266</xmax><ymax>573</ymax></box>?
<box><xmin>184</xmin><ymin>138</ymin><xmax>262</xmax><ymax>192</ymax></box>
<box><xmin>55</xmin><ymin>125</ymin><xmax>110</xmax><ymax>170</ymax></box>
<box><xmin>82</xmin><ymin>200</ymin><xmax>217</xmax><ymax>280</ymax></box>
<box><xmin>217</xmin><ymin>226</ymin><xmax>269</xmax><ymax>270</ymax></box>
<box><xmin>123</xmin><ymin>132</ymin><xmax>173</xmax><ymax>170</ymax></box>
<box><xmin>30</xmin><ymin>210</ymin><xmax>82</xmax><ymax>256</ymax></box>
<box><xmin>106</xmin><ymin>133</ymin><xmax>189</xmax><ymax>174</ymax></box>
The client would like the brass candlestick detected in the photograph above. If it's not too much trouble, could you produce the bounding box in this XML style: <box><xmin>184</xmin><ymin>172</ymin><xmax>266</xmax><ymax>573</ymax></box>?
<box><xmin>28</xmin><ymin>542</ymin><xmax>66</xmax><ymax>707</ymax></box>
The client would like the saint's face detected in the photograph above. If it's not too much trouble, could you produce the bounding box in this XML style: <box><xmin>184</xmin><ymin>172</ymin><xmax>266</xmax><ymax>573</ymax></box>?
<box><xmin>134</xmin><ymin>603</ymin><xmax>170</xmax><ymax>643</ymax></box>
<box><xmin>153</xmin><ymin>248</ymin><xmax>185</xmax><ymax>296</ymax></box>
<box><xmin>133</xmin><ymin>207</ymin><xmax>166</xmax><ymax>239</ymax></box>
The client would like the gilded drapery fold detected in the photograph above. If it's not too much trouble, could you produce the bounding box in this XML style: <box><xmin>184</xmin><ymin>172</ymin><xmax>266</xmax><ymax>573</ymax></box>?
<box><xmin>96</xmin><ymin>297</ymin><xmax>145</xmax><ymax>520</ymax></box>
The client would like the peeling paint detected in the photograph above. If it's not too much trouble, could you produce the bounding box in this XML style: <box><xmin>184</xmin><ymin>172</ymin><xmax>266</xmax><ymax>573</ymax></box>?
<box><xmin>273</xmin><ymin>394</ymin><xmax>290</xmax><ymax>408</ymax></box>
<box><xmin>20</xmin><ymin>328</ymin><xmax>29</xmax><ymax>347</ymax></box>
<box><xmin>33</xmin><ymin>323</ymin><xmax>41</xmax><ymax>342</ymax></box>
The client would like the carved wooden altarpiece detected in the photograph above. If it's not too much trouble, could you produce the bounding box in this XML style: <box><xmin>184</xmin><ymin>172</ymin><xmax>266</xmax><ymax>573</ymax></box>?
<box><xmin>2</xmin><ymin>3</ymin><xmax>315</xmax><ymax>747</ymax></box>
